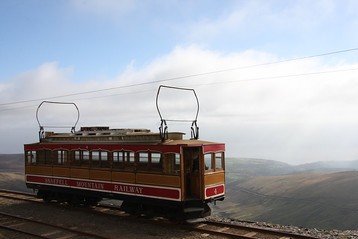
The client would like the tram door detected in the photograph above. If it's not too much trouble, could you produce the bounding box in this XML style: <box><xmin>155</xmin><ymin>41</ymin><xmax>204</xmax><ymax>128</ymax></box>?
<box><xmin>183</xmin><ymin>147</ymin><xmax>201</xmax><ymax>199</ymax></box>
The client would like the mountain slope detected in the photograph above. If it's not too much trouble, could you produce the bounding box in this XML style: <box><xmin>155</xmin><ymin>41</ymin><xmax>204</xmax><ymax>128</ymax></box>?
<box><xmin>217</xmin><ymin>171</ymin><xmax>358</xmax><ymax>230</ymax></box>
<box><xmin>0</xmin><ymin>154</ymin><xmax>24</xmax><ymax>172</ymax></box>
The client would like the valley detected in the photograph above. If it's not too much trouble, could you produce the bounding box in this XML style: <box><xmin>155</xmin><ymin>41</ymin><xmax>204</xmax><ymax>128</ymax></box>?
<box><xmin>1</xmin><ymin>154</ymin><xmax>357</xmax><ymax>230</ymax></box>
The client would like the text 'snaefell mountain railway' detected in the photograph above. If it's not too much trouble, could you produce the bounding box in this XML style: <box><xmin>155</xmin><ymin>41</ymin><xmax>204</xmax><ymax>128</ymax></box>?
<box><xmin>24</xmin><ymin>85</ymin><xmax>226</xmax><ymax>221</ymax></box>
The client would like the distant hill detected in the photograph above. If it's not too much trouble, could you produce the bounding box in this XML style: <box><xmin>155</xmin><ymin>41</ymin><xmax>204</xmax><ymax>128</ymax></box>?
<box><xmin>0</xmin><ymin>154</ymin><xmax>29</xmax><ymax>192</ymax></box>
<box><xmin>294</xmin><ymin>160</ymin><xmax>358</xmax><ymax>173</ymax></box>
<box><xmin>219</xmin><ymin>158</ymin><xmax>358</xmax><ymax>230</ymax></box>
<box><xmin>2</xmin><ymin>154</ymin><xmax>358</xmax><ymax>229</ymax></box>
<box><xmin>225</xmin><ymin>158</ymin><xmax>294</xmax><ymax>182</ymax></box>
<box><xmin>0</xmin><ymin>172</ymin><xmax>29</xmax><ymax>192</ymax></box>
<box><xmin>217</xmin><ymin>171</ymin><xmax>358</xmax><ymax>230</ymax></box>
<box><xmin>0</xmin><ymin>154</ymin><xmax>24</xmax><ymax>172</ymax></box>
<box><xmin>225</xmin><ymin>158</ymin><xmax>358</xmax><ymax>181</ymax></box>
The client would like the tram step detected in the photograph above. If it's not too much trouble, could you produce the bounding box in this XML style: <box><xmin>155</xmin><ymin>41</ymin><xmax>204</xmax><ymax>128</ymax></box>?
<box><xmin>184</xmin><ymin>207</ymin><xmax>205</xmax><ymax>213</ymax></box>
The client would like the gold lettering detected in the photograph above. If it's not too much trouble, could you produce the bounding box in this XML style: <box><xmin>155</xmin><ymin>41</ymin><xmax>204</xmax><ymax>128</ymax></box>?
<box><xmin>113</xmin><ymin>184</ymin><xmax>143</xmax><ymax>194</ymax></box>
<box><xmin>45</xmin><ymin>177</ymin><xmax>68</xmax><ymax>186</ymax></box>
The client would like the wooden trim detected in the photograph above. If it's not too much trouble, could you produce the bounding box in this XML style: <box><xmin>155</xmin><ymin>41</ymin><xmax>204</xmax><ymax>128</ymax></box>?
<box><xmin>112</xmin><ymin>171</ymin><xmax>135</xmax><ymax>183</ymax></box>
<box><xmin>25</xmin><ymin>165</ymin><xmax>52</xmax><ymax>176</ymax></box>
<box><xmin>204</xmin><ymin>172</ymin><xmax>225</xmax><ymax>186</ymax></box>
<box><xmin>136</xmin><ymin>173</ymin><xmax>180</xmax><ymax>188</ymax></box>
<box><xmin>52</xmin><ymin>167</ymin><xmax>70</xmax><ymax>177</ymax></box>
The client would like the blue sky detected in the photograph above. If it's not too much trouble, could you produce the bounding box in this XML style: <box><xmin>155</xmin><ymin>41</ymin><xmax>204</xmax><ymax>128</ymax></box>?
<box><xmin>2</xmin><ymin>0</ymin><xmax>358</xmax><ymax>81</ymax></box>
<box><xmin>2</xmin><ymin>0</ymin><xmax>358</xmax><ymax>164</ymax></box>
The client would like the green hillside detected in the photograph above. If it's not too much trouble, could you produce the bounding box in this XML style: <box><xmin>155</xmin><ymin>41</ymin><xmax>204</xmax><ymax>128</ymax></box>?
<box><xmin>1</xmin><ymin>154</ymin><xmax>358</xmax><ymax>229</ymax></box>
<box><xmin>216</xmin><ymin>171</ymin><xmax>358</xmax><ymax>230</ymax></box>
<box><xmin>225</xmin><ymin>158</ymin><xmax>294</xmax><ymax>182</ymax></box>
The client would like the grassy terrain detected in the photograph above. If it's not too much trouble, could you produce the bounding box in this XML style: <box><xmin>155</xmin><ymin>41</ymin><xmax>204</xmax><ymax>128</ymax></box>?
<box><xmin>217</xmin><ymin>166</ymin><xmax>358</xmax><ymax>230</ymax></box>
<box><xmin>1</xmin><ymin>154</ymin><xmax>358</xmax><ymax>229</ymax></box>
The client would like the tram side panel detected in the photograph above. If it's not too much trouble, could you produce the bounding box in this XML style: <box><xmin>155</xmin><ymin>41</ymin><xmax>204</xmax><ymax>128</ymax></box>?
<box><xmin>24</xmin><ymin>145</ymin><xmax>183</xmax><ymax>204</ymax></box>
<box><xmin>202</xmin><ymin>149</ymin><xmax>225</xmax><ymax>201</ymax></box>
<box><xmin>24</xmin><ymin>142</ymin><xmax>225</xmax><ymax>218</ymax></box>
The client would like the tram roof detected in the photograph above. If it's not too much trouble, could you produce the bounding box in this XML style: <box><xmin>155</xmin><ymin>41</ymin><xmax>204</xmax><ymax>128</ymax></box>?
<box><xmin>38</xmin><ymin>127</ymin><xmax>182</xmax><ymax>143</ymax></box>
<box><xmin>26</xmin><ymin>127</ymin><xmax>224</xmax><ymax>152</ymax></box>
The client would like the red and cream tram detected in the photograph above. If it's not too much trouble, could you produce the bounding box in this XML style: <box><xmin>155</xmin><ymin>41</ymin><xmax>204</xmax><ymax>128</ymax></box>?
<box><xmin>24</xmin><ymin>86</ymin><xmax>225</xmax><ymax>219</ymax></box>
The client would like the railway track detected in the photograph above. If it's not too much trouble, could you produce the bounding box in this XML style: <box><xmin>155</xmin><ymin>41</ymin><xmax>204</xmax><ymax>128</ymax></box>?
<box><xmin>189</xmin><ymin>220</ymin><xmax>319</xmax><ymax>239</ymax></box>
<box><xmin>0</xmin><ymin>190</ymin><xmax>112</xmax><ymax>239</ymax></box>
<box><xmin>0</xmin><ymin>211</ymin><xmax>110</xmax><ymax>239</ymax></box>
<box><xmin>0</xmin><ymin>189</ymin><xmax>319</xmax><ymax>239</ymax></box>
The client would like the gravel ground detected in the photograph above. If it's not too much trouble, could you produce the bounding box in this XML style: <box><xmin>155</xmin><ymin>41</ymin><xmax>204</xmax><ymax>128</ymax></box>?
<box><xmin>0</xmin><ymin>198</ymin><xmax>225</xmax><ymax>239</ymax></box>
<box><xmin>209</xmin><ymin>216</ymin><xmax>358</xmax><ymax>239</ymax></box>
<box><xmin>1</xmin><ymin>197</ymin><xmax>357</xmax><ymax>239</ymax></box>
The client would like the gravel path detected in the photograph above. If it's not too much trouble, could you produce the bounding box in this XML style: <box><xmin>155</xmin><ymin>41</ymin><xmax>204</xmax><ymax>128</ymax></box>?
<box><xmin>1</xmin><ymin>197</ymin><xmax>357</xmax><ymax>239</ymax></box>
<box><xmin>210</xmin><ymin>216</ymin><xmax>358</xmax><ymax>239</ymax></box>
<box><xmin>0</xmin><ymin>198</ymin><xmax>225</xmax><ymax>239</ymax></box>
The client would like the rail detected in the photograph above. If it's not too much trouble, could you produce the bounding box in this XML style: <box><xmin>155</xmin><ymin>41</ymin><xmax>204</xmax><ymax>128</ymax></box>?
<box><xmin>0</xmin><ymin>189</ymin><xmax>321</xmax><ymax>239</ymax></box>
<box><xmin>189</xmin><ymin>220</ymin><xmax>320</xmax><ymax>239</ymax></box>
<box><xmin>0</xmin><ymin>211</ymin><xmax>108</xmax><ymax>239</ymax></box>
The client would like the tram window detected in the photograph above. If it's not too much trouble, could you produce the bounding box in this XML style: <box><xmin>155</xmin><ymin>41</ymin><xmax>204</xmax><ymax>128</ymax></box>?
<box><xmin>92</xmin><ymin>151</ymin><xmax>100</xmax><ymax>160</ymax></box>
<box><xmin>129</xmin><ymin>152</ymin><xmax>135</xmax><ymax>164</ymax></box>
<box><xmin>204</xmin><ymin>153</ymin><xmax>214</xmax><ymax>171</ymax></box>
<box><xmin>56</xmin><ymin>150</ymin><xmax>68</xmax><ymax>165</ymax></box>
<box><xmin>63</xmin><ymin>150</ymin><xmax>68</xmax><ymax>165</ymax></box>
<box><xmin>91</xmin><ymin>151</ymin><xmax>100</xmax><ymax>167</ymax></box>
<box><xmin>84</xmin><ymin>151</ymin><xmax>90</xmax><ymax>159</ymax></box>
<box><xmin>83</xmin><ymin>151</ymin><xmax>90</xmax><ymax>166</ymax></box>
<box><xmin>163</xmin><ymin>153</ymin><xmax>180</xmax><ymax>175</ymax></box>
<box><xmin>175</xmin><ymin>154</ymin><xmax>180</xmax><ymax>170</ymax></box>
<box><xmin>73</xmin><ymin>151</ymin><xmax>81</xmax><ymax>166</ymax></box>
<box><xmin>67</xmin><ymin>150</ymin><xmax>73</xmax><ymax>165</ymax></box>
<box><xmin>73</xmin><ymin>150</ymin><xmax>90</xmax><ymax>167</ymax></box>
<box><xmin>151</xmin><ymin>152</ymin><xmax>162</xmax><ymax>171</ymax></box>
<box><xmin>36</xmin><ymin>150</ymin><xmax>52</xmax><ymax>165</ymax></box>
<box><xmin>26</xmin><ymin>151</ymin><xmax>36</xmax><ymax>165</ymax></box>
<box><xmin>139</xmin><ymin>152</ymin><xmax>149</xmax><ymax>163</ymax></box>
<box><xmin>138</xmin><ymin>152</ymin><xmax>149</xmax><ymax>170</ymax></box>
<box><xmin>113</xmin><ymin>151</ymin><xmax>124</xmax><ymax>168</ymax></box>
<box><xmin>56</xmin><ymin>151</ymin><xmax>61</xmax><ymax>164</ymax></box>
<box><xmin>151</xmin><ymin>153</ymin><xmax>161</xmax><ymax>165</ymax></box>
<box><xmin>124</xmin><ymin>151</ymin><xmax>135</xmax><ymax>170</ymax></box>
<box><xmin>151</xmin><ymin>153</ymin><xmax>161</xmax><ymax>164</ymax></box>
<box><xmin>32</xmin><ymin>151</ymin><xmax>37</xmax><ymax>164</ymax></box>
<box><xmin>90</xmin><ymin>151</ymin><xmax>109</xmax><ymax>168</ymax></box>
<box><xmin>101</xmin><ymin>151</ymin><xmax>109</xmax><ymax>168</ymax></box>
<box><xmin>215</xmin><ymin>152</ymin><xmax>223</xmax><ymax>170</ymax></box>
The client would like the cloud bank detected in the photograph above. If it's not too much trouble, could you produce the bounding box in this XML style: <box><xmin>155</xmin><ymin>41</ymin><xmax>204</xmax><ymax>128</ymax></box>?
<box><xmin>1</xmin><ymin>45</ymin><xmax>358</xmax><ymax>164</ymax></box>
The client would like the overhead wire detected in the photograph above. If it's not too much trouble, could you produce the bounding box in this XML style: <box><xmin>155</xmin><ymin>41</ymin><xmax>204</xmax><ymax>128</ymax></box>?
<box><xmin>186</xmin><ymin>66</ymin><xmax>358</xmax><ymax>88</ymax></box>
<box><xmin>1</xmin><ymin>47</ymin><xmax>358</xmax><ymax>109</ymax></box>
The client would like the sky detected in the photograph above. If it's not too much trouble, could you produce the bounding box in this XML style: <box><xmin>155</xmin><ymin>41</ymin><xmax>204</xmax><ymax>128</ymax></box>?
<box><xmin>2</xmin><ymin>0</ymin><xmax>358</xmax><ymax>164</ymax></box>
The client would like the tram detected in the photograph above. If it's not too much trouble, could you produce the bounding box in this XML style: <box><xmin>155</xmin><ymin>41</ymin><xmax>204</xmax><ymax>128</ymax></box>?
<box><xmin>24</xmin><ymin>86</ymin><xmax>225</xmax><ymax>219</ymax></box>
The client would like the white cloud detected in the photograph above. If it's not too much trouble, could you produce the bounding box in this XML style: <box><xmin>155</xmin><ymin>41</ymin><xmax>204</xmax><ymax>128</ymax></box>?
<box><xmin>1</xmin><ymin>62</ymin><xmax>73</xmax><ymax>100</ymax></box>
<box><xmin>2</xmin><ymin>46</ymin><xmax>358</xmax><ymax>163</ymax></box>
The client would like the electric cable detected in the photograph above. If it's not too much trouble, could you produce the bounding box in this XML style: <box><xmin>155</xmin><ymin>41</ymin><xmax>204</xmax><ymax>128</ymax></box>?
<box><xmin>1</xmin><ymin>47</ymin><xmax>358</xmax><ymax>108</ymax></box>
